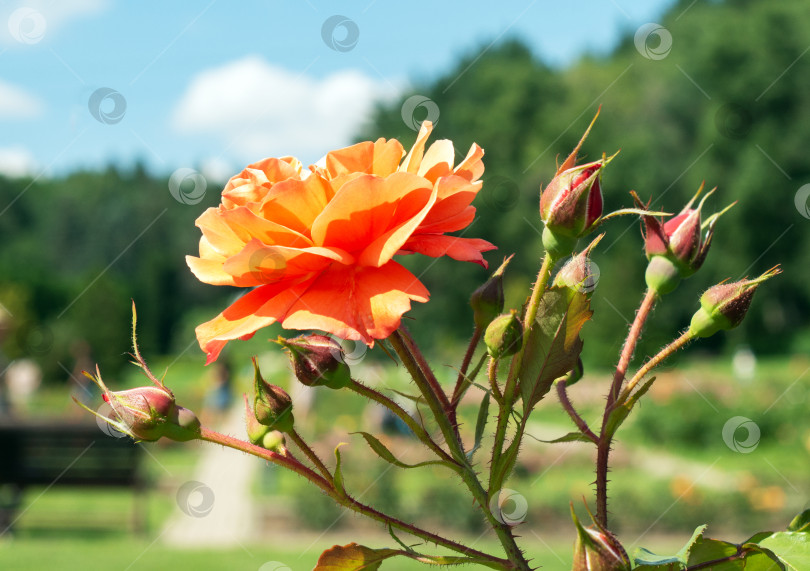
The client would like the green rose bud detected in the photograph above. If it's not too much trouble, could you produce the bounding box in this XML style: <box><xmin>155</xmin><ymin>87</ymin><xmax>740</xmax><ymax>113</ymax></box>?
<box><xmin>278</xmin><ymin>334</ymin><xmax>351</xmax><ymax>390</ymax></box>
<box><xmin>252</xmin><ymin>357</ymin><xmax>294</xmax><ymax>433</ymax></box>
<box><xmin>484</xmin><ymin>310</ymin><xmax>523</xmax><ymax>359</ymax></box>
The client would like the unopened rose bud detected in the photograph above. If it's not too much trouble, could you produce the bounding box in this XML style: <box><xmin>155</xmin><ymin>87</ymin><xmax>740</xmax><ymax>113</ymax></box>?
<box><xmin>571</xmin><ymin>505</ymin><xmax>631</xmax><ymax>571</ymax></box>
<box><xmin>83</xmin><ymin>368</ymin><xmax>200</xmax><ymax>442</ymax></box>
<box><xmin>689</xmin><ymin>266</ymin><xmax>781</xmax><ymax>338</ymax></box>
<box><xmin>553</xmin><ymin>235</ymin><xmax>603</xmax><ymax>299</ymax></box>
<box><xmin>244</xmin><ymin>394</ymin><xmax>288</xmax><ymax>452</ymax></box>
<box><xmin>484</xmin><ymin>310</ymin><xmax>523</xmax><ymax>359</ymax></box>
<box><xmin>637</xmin><ymin>185</ymin><xmax>734</xmax><ymax>295</ymax></box>
<box><xmin>541</xmin><ymin>159</ymin><xmax>607</xmax><ymax>257</ymax></box>
<box><xmin>278</xmin><ymin>334</ymin><xmax>351</xmax><ymax>390</ymax></box>
<box><xmin>252</xmin><ymin>357</ymin><xmax>294</xmax><ymax>432</ymax></box>
<box><xmin>470</xmin><ymin>255</ymin><xmax>512</xmax><ymax>329</ymax></box>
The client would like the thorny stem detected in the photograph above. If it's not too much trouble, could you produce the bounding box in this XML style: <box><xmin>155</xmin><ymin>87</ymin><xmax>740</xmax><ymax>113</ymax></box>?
<box><xmin>596</xmin><ymin>286</ymin><xmax>657</xmax><ymax>526</ymax></box>
<box><xmin>451</xmin><ymin>326</ymin><xmax>483</xmax><ymax>410</ymax></box>
<box><xmin>347</xmin><ymin>378</ymin><xmax>456</xmax><ymax>465</ymax></box>
<box><xmin>288</xmin><ymin>429</ymin><xmax>332</xmax><ymax>481</ymax></box>
<box><xmin>556</xmin><ymin>380</ymin><xmax>598</xmax><ymax>443</ymax></box>
<box><xmin>620</xmin><ymin>329</ymin><xmax>694</xmax><ymax>402</ymax></box>
<box><xmin>391</xmin><ymin>328</ymin><xmax>531</xmax><ymax>570</ymax></box>
<box><xmin>488</xmin><ymin>357</ymin><xmax>504</xmax><ymax>404</ymax></box>
<box><xmin>199</xmin><ymin>427</ymin><xmax>508</xmax><ymax>568</ymax></box>
<box><xmin>490</xmin><ymin>251</ymin><xmax>555</xmax><ymax>484</ymax></box>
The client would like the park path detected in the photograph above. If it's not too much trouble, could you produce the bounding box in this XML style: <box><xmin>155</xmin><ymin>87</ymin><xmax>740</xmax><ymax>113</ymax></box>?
<box><xmin>163</xmin><ymin>404</ymin><xmax>259</xmax><ymax>546</ymax></box>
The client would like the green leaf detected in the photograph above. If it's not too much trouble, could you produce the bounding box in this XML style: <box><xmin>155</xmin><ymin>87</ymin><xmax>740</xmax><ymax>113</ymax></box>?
<box><xmin>333</xmin><ymin>443</ymin><xmax>347</xmax><ymax>496</ymax></box>
<box><xmin>519</xmin><ymin>287</ymin><xmax>591</xmax><ymax>412</ymax></box>
<box><xmin>604</xmin><ymin>376</ymin><xmax>655</xmax><ymax>437</ymax></box>
<box><xmin>540</xmin><ymin>431</ymin><xmax>593</xmax><ymax>444</ymax></box>
<box><xmin>633</xmin><ymin>525</ymin><xmax>707</xmax><ymax>569</ymax></box>
<box><xmin>314</xmin><ymin>543</ymin><xmax>399</xmax><ymax>570</ymax></box>
<box><xmin>353</xmin><ymin>432</ymin><xmax>446</xmax><ymax>470</ymax></box>
<box><xmin>686</xmin><ymin>536</ymin><xmax>739</xmax><ymax>568</ymax></box>
<box><xmin>466</xmin><ymin>391</ymin><xmax>491</xmax><ymax>461</ymax></box>
<box><xmin>788</xmin><ymin>509</ymin><xmax>810</xmax><ymax>532</ymax></box>
<box><xmin>758</xmin><ymin>532</ymin><xmax>810</xmax><ymax>570</ymax></box>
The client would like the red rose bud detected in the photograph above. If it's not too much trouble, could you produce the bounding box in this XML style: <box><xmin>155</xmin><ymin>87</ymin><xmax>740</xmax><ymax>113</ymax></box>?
<box><xmin>79</xmin><ymin>367</ymin><xmax>200</xmax><ymax>442</ymax></box>
<box><xmin>252</xmin><ymin>357</ymin><xmax>294</xmax><ymax>433</ymax></box>
<box><xmin>484</xmin><ymin>310</ymin><xmax>523</xmax><ymax>359</ymax></box>
<box><xmin>244</xmin><ymin>394</ymin><xmax>289</xmax><ymax>452</ymax></box>
<box><xmin>278</xmin><ymin>334</ymin><xmax>351</xmax><ymax>390</ymax></box>
<box><xmin>571</xmin><ymin>505</ymin><xmax>631</xmax><ymax>571</ymax></box>
<box><xmin>470</xmin><ymin>255</ymin><xmax>513</xmax><ymax>329</ymax></box>
<box><xmin>689</xmin><ymin>266</ymin><xmax>781</xmax><ymax>338</ymax></box>
<box><xmin>637</xmin><ymin>185</ymin><xmax>735</xmax><ymax>295</ymax></box>
<box><xmin>553</xmin><ymin>234</ymin><xmax>603</xmax><ymax>299</ymax></box>
<box><xmin>538</xmin><ymin>109</ymin><xmax>613</xmax><ymax>257</ymax></box>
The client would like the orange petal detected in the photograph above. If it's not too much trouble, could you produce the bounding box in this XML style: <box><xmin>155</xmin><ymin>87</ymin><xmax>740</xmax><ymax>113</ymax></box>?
<box><xmin>417</xmin><ymin>206</ymin><xmax>476</xmax><ymax>234</ymax></box>
<box><xmin>195</xmin><ymin>207</ymin><xmax>248</xmax><ymax>257</ymax></box>
<box><xmin>324</xmin><ymin>138</ymin><xmax>404</xmax><ymax>179</ymax></box>
<box><xmin>400</xmin><ymin>120</ymin><xmax>433</xmax><ymax>174</ymax></box>
<box><xmin>310</xmin><ymin>172</ymin><xmax>432</xmax><ymax>256</ymax></box>
<box><xmin>418</xmin><ymin>139</ymin><xmax>454</xmax><ymax>182</ymax></box>
<box><xmin>258</xmin><ymin>173</ymin><xmax>333</xmax><ymax>235</ymax></box>
<box><xmin>222</xmin><ymin>239</ymin><xmax>354</xmax><ymax>287</ymax></box>
<box><xmin>280</xmin><ymin>261</ymin><xmax>429</xmax><ymax>344</ymax></box>
<box><xmin>196</xmin><ymin>276</ymin><xmax>317</xmax><ymax>363</ymax></box>
<box><xmin>419</xmin><ymin>176</ymin><xmax>481</xmax><ymax>231</ymax></box>
<box><xmin>187</xmin><ymin>255</ymin><xmax>238</xmax><ymax>286</ymax></box>
<box><xmin>401</xmin><ymin>235</ymin><xmax>496</xmax><ymax>268</ymax></box>
<box><xmin>454</xmin><ymin>144</ymin><xmax>485</xmax><ymax>182</ymax></box>
<box><xmin>219</xmin><ymin>206</ymin><xmax>313</xmax><ymax>248</ymax></box>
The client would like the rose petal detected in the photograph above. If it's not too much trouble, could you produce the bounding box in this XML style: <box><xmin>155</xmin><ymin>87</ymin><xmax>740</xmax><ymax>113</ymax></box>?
<box><xmin>401</xmin><ymin>235</ymin><xmax>496</xmax><ymax>268</ymax></box>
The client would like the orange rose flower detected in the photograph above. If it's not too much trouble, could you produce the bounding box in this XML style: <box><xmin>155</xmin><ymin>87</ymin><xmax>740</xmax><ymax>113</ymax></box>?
<box><xmin>187</xmin><ymin>121</ymin><xmax>495</xmax><ymax>364</ymax></box>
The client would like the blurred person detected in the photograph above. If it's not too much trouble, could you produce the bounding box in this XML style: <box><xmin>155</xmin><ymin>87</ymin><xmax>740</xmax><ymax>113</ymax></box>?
<box><xmin>5</xmin><ymin>359</ymin><xmax>41</xmax><ymax>414</ymax></box>
<box><xmin>202</xmin><ymin>360</ymin><xmax>233</xmax><ymax>427</ymax></box>
<box><xmin>68</xmin><ymin>339</ymin><xmax>98</xmax><ymax>414</ymax></box>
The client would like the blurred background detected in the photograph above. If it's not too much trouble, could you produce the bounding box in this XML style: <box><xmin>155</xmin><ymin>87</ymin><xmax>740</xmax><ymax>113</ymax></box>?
<box><xmin>1</xmin><ymin>0</ymin><xmax>809</xmax><ymax>569</ymax></box>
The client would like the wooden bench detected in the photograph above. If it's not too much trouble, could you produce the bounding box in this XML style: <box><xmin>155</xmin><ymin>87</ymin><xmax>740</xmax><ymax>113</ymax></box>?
<box><xmin>0</xmin><ymin>420</ymin><xmax>147</xmax><ymax>535</ymax></box>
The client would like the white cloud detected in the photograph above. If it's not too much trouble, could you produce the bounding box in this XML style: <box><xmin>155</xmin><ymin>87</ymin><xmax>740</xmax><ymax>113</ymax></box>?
<box><xmin>1</xmin><ymin>0</ymin><xmax>108</xmax><ymax>45</ymax></box>
<box><xmin>172</xmin><ymin>56</ymin><xmax>402</xmax><ymax>164</ymax></box>
<box><xmin>0</xmin><ymin>146</ymin><xmax>37</xmax><ymax>178</ymax></box>
<box><xmin>0</xmin><ymin>79</ymin><xmax>43</xmax><ymax>118</ymax></box>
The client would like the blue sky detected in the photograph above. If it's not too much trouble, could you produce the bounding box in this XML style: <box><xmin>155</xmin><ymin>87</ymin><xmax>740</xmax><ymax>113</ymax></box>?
<box><xmin>0</xmin><ymin>0</ymin><xmax>677</xmax><ymax>181</ymax></box>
